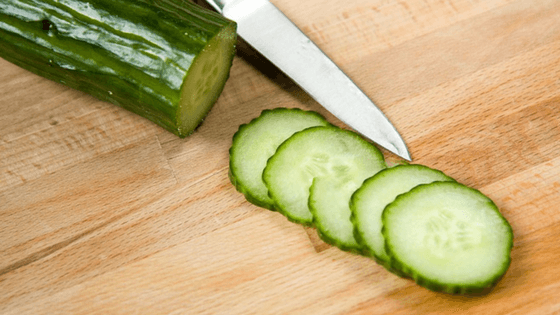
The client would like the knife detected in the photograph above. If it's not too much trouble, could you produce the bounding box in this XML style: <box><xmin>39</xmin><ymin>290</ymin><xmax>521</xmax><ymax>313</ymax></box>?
<box><xmin>204</xmin><ymin>0</ymin><xmax>412</xmax><ymax>161</ymax></box>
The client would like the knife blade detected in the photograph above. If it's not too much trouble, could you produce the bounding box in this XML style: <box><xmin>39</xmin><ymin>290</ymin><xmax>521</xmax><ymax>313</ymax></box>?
<box><xmin>204</xmin><ymin>0</ymin><xmax>411</xmax><ymax>160</ymax></box>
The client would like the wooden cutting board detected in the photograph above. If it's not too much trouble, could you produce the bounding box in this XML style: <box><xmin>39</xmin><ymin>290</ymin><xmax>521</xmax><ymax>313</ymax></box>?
<box><xmin>2</xmin><ymin>0</ymin><xmax>560</xmax><ymax>313</ymax></box>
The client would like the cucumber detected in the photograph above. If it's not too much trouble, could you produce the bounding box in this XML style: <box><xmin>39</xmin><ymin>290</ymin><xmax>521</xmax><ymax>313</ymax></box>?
<box><xmin>229</xmin><ymin>108</ymin><xmax>329</xmax><ymax>210</ymax></box>
<box><xmin>263</xmin><ymin>126</ymin><xmax>386</xmax><ymax>226</ymax></box>
<box><xmin>350</xmin><ymin>164</ymin><xmax>454</xmax><ymax>266</ymax></box>
<box><xmin>382</xmin><ymin>181</ymin><xmax>513</xmax><ymax>294</ymax></box>
<box><xmin>0</xmin><ymin>0</ymin><xmax>237</xmax><ymax>137</ymax></box>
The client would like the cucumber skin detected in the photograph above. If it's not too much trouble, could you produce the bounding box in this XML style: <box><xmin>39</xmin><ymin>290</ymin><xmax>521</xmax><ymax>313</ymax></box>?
<box><xmin>381</xmin><ymin>182</ymin><xmax>514</xmax><ymax>295</ymax></box>
<box><xmin>0</xmin><ymin>0</ymin><xmax>236</xmax><ymax>137</ymax></box>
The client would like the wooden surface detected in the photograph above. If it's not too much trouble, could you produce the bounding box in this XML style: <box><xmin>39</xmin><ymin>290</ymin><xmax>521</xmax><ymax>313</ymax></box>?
<box><xmin>2</xmin><ymin>0</ymin><xmax>560</xmax><ymax>313</ymax></box>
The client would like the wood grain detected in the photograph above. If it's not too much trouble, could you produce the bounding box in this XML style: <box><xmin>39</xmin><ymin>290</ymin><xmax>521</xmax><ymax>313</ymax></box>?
<box><xmin>2</xmin><ymin>0</ymin><xmax>560</xmax><ymax>313</ymax></box>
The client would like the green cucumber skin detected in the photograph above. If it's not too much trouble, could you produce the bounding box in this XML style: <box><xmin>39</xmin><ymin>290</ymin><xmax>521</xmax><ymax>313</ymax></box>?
<box><xmin>0</xmin><ymin>0</ymin><xmax>236</xmax><ymax>137</ymax></box>
<box><xmin>382</xmin><ymin>182</ymin><xmax>514</xmax><ymax>295</ymax></box>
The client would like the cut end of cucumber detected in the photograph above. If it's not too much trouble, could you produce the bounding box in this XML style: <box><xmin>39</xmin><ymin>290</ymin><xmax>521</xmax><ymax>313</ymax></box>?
<box><xmin>177</xmin><ymin>23</ymin><xmax>237</xmax><ymax>137</ymax></box>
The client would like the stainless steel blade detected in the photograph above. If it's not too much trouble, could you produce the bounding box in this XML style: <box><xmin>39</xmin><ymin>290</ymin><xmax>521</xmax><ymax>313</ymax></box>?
<box><xmin>205</xmin><ymin>0</ymin><xmax>411</xmax><ymax>160</ymax></box>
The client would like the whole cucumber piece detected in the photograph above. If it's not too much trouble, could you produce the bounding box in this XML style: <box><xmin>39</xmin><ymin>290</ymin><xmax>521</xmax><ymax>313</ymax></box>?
<box><xmin>0</xmin><ymin>0</ymin><xmax>237</xmax><ymax>137</ymax></box>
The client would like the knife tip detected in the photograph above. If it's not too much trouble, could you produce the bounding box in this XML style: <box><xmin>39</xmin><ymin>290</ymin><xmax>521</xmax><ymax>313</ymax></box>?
<box><xmin>395</xmin><ymin>150</ymin><xmax>412</xmax><ymax>162</ymax></box>
<box><xmin>384</xmin><ymin>140</ymin><xmax>412</xmax><ymax>162</ymax></box>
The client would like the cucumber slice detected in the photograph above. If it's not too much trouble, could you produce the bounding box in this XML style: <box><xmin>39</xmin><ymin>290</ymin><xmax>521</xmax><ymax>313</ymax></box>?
<box><xmin>382</xmin><ymin>181</ymin><xmax>513</xmax><ymax>294</ymax></box>
<box><xmin>229</xmin><ymin>108</ymin><xmax>329</xmax><ymax>209</ymax></box>
<box><xmin>263</xmin><ymin>126</ymin><xmax>386</xmax><ymax>225</ymax></box>
<box><xmin>350</xmin><ymin>164</ymin><xmax>454</xmax><ymax>266</ymax></box>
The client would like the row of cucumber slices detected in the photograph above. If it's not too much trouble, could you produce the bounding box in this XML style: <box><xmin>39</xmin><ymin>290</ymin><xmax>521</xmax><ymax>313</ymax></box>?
<box><xmin>228</xmin><ymin>108</ymin><xmax>513</xmax><ymax>295</ymax></box>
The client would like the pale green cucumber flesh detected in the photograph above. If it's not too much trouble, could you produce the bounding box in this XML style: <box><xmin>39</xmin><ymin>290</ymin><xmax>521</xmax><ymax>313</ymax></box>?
<box><xmin>229</xmin><ymin>108</ymin><xmax>329</xmax><ymax>210</ymax></box>
<box><xmin>382</xmin><ymin>181</ymin><xmax>513</xmax><ymax>294</ymax></box>
<box><xmin>178</xmin><ymin>25</ymin><xmax>238</xmax><ymax>136</ymax></box>
<box><xmin>350</xmin><ymin>164</ymin><xmax>454</xmax><ymax>265</ymax></box>
<box><xmin>263</xmin><ymin>126</ymin><xmax>386</xmax><ymax>226</ymax></box>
